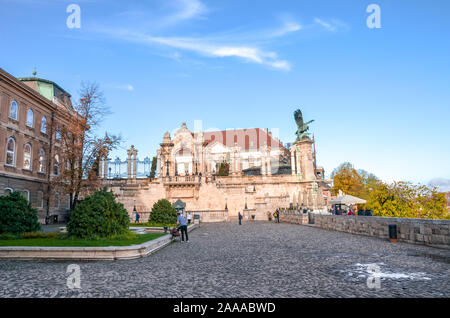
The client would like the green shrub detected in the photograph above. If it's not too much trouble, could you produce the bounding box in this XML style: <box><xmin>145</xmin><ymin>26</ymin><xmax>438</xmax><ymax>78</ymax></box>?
<box><xmin>67</xmin><ymin>189</ymin><xmax>130</xmax><ymax>239</ymax></box>
<box><xmin>0</xmin><ymin>233</ymin><xmax>17</xmax><ymax>240</ymax></box>
<box><xmin>20</xmin><ymin>231</ymin><xmax>59</xmax><ymax>239</ymax></box>
<box><xmin>0</xmin><ymin>192</ymin><xmax>41</xmax><ymax>235</ymax></box>
<box><xmin>149</xmin><ymin>199</ymin><xmax>177</xmax><ymax>224</ymax></box>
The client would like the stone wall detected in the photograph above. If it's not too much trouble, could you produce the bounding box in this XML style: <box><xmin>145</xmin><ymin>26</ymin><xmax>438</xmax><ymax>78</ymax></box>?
<box><xmin>279</xmin><ymin>210</ymin><xmax>309</xmax><ymax>225</ymax></box>
<box><xmin>313</xmin><ymin>214</ymin><xmax>450</xmax><ymax>248</ymax></box>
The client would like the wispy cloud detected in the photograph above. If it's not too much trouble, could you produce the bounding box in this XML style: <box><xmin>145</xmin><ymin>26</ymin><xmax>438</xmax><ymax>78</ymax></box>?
<box><xmin>109</xmin><ymin>84</ymin><xmax>134</xmax><ymax>91</ymax></box>
<box><xmin>314</xmin><ymin>18</ymin><xmax>349</xmax><ymax>32</ymax></box>
<box><xmin>98</xmin><ymin>28</ymin><xmax>291</xmax><ymax>71</ymax></box>
<box><xmin>160</xmin><ymin>0</ymin><xmax>207</xmax><ymax>27</ymax></box>
<box><xmin>267</xmin><ymin>20</ymin><xmax>302</xmax><ymax>38</ymax></box>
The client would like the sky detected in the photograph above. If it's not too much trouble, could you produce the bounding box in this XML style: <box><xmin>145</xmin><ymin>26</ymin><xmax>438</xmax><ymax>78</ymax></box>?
<box><xmin>1</xmin><ymin>0</ymin><xmax>449</xmax><ymax>189</ymax></box>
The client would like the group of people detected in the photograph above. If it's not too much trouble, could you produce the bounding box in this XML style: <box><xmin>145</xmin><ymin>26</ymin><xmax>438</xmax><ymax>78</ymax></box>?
<box><xmin>330</xmin><ymin>205</ymin><xmax>356</xmax><ymax>216</ymax></box>
<box><xmin>237</xmin><ymin>209</ymin><xmax>281</xmax><ymax>225</ymax></box>
<box><xmin>134</xmin><ymin>210</ymin><xmax>193</xmax><ymax>242</ymax></box>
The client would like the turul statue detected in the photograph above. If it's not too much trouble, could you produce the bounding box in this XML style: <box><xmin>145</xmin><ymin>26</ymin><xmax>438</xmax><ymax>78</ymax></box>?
<box><xmin>294</xmin><ymin>109</ymin><xmax>314</xmax><ymax>142</ymax></box>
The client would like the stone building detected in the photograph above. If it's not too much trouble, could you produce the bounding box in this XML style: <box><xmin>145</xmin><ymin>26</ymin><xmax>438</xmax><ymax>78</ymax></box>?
<box><xmin>157</xmin><ymin>123</ymin><xmax>290</xmax><ymax>177</ymax></box>
<box><xmin>104</xmin><ymin>122</ymin><xmax>331</xmax><ymax>222</ymax></box>
<box><xmin>0</xmin><ymin>68</ymin><xmax>78</xmax><ymax>223</ymax></box>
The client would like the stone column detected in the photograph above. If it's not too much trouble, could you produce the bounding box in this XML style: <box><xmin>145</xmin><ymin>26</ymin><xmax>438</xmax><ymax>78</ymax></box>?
<box><xmin>299</xmin><ymin>139</ymin><xmax>315</xmax><ymax>181</ymax></box>
<box><xmin>127</xmin><ymin>148</ymin><xmax>132</xmax><ymax>180</ymax></box>
<box><xmin>290</xmin><ymin>147</ymin><xmax>296</xmax><ymax>175</ymax></box>
<box><xmin>266</xmin><ymin>146</ymin><xmax>272</xmax><ymax>176</ymax></box>
<box><xmin>103</xmin><ymin>154</ymin><xmax>108</xmax><ymax>179</ymax></box>
<box><xmin>98</xmin><ymin>156</ymin><xmax>103</xmax><ymax>179</ymax></box>
<box><xmin>133</xmin><ymin>148</ymin><xmax>138</xmax><ymax>180</ymax></box>
<box><xmin>261</xmin><ymin>150</ymin><xmax>266</xmax><ymax>175</ymax></box>
<box><xmin>236</xmin><ymin>149</ymin><xmax>241</xmax><ymax>175</ymax></box>
<box><xmin>156</xmin><ymin>151</ymin><xmax>161</xmax><ymax>178</ymax></box>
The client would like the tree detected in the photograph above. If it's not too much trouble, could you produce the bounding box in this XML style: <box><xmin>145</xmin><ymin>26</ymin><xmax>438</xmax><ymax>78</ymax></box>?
<box><xmin>366</xmin><ymin>181</ymin><xmax>449</xmax><ymax>219</ymax></box>
<box><xmin>149</xmin><ymin>199</ymin><xmax>177</xmax><ymax>224</ymax></box>
<box><xmin>150</xmin><ymin>156</ymin><xmax>157</xmax><ymax>180</ymax></box>
<box><xmin>0</xmin><ymin>192</ymin><xmax>41</xmax><ymax>235</ymax></box>
<box><xmin>66</xmin><ymin>188</ymin><xmax>130</xmax><ymax>238</ymax></box>
<box><xmin>357</xmin><ymin>169</ymin><xmax>379</xmax><ymax>199</ymax></box>
<box><xmin>330</xmin><ymin>162</ymin><xmax>363</xmax><ymax>196</ymax></box>
<box><xmin>53</xmin><ymin>83</ymin><xmax>121</xmax><ymax>212</ymax></box>
<box><xmin>217</xmin><ymin>161</ymin><xmax>230</xmax><ymax>176</ymax></box>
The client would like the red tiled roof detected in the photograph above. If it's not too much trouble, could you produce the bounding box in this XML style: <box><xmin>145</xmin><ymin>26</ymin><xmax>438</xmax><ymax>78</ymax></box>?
<box><xmin>194</xmin><ymin>128</ymin><xmax>285</xmax><ymax>151</ymax></box>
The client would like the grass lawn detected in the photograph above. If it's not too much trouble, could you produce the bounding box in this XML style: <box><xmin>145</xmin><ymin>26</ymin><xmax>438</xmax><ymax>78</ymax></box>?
<box><xmin>0</xmin><ymin>233</ymin><xmax>166</xmax><ymax>247</ymax></box>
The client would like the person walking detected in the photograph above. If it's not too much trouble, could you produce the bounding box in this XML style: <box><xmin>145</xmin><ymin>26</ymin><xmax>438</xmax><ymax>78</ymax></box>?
<box><xmin>177</xmin><ymin>212</ymin><xmax>189</xmax><ymax>242</ymax></box>
<box><xmin>135</xmin><ymin>211</ymin><xmax>140</xmax><ymax>223</ymax></box>
<box><xmin>187</xmin><ymin>212</ymin><xmax>192</xmax><ymax>225</ymax></box>
<box><xmin>273</xmin><ymin>209</ymin><xmax>280</xmax><ymax>223</ymax></box>
<box><xmin>238</xmin><ymin>212</ymin><xmax>243</xmax><ymax>225</ymax></box>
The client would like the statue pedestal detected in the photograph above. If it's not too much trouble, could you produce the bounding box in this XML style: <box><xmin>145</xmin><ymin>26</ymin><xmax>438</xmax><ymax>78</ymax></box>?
<box><xmin>290</xmin><ymin>138</ymin><xmax>315</xmax><ymax>181</ymax></box>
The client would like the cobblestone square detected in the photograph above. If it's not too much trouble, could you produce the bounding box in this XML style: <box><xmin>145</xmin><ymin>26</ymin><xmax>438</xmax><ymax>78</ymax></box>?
<box><xmin>0</xmin><ymin>222</ymin><xmax>449</xmax><ymax>298</ymax></box>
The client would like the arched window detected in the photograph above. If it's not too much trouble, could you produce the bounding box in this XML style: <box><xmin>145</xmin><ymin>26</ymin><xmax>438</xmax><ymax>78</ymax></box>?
<box><xmin>23</xmin><ymin>143</ymin><xmax>32</xmax><ymax>170</ymax></box>
<box><xmin>54</xmin><ymin>154</ymin><xmax>60</xmax><ymax>176</ymax></box>
<box><xmin>41</xmin><ymin>116</ymin><xmax>47</xmax><ymax>134</ymax></box>
<box><xmin>38</xmin><ymin>149</ymin><xmax>46</xmax><ymax>173</ymax></box>
<box><xmin>56</xmin><ymin>127</ymin><xmax>61</xmax><ymax>140</ymax></box>
<box><xmin>9</xmin><ymin>100</ymin><xmax>18</xmax><ymax>120</ymax></box>
<box><xmin>4</xmin><ymin>188</ymin><xmax>13</xmax><ymax>195</ymax></box>
<box><xmin>21</xmin><ymin>190</ymin><xmax>30</xmax><ymax>202</ymax></box>
<box><xmin>26</xmin><ymin>109</ymin><xmax>34</xmax><ymax>127</ymax></box>
<box><xmin>6</xmin><ymin>137</ymin><xmax>16</xmax><ymax>166</ymax></box>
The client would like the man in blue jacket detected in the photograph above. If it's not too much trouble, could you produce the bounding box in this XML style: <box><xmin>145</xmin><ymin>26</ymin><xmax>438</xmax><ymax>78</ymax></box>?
<box><xmin>177</xmin><ymin>212</ymin><xmax>189</xmax><ymax>242</ymax></box>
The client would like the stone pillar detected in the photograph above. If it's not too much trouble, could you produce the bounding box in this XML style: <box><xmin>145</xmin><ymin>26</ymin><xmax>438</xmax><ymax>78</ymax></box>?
<box><xmin>98</xmin><ymin>157</ymin><xmax>103</xmax><ymax>179</ymax></box>
<box><xmin>156</xmin><ymin>150</ymin><xmax>161</xmax><ymax>177</ymax></box>
<box><xmin>127</xmin><ymin>148</ymin><xmax>132</xmax><ymax>180</ymax></box>
<box><xmin>160</xmin><ymin>132</ymin><xmax>174</xmax><ymax>177</ymax></box>
<box><xmin>103</xmin><ymin>155</ymin><xmax>108</xmax><ymax>179</ymax></box>
<box><xmin>133</xmin><ymin>148</ymin><xmax>138</xmax><ymax>180</ymax></box>
<box><xmin>236</xmin><ymin>149</ymin><xmax>241</xmax><ymax>175</ymax></box>
<box><xmin>290</xmin><ymin>143</ymin><xmax>302</xmax><ymax>179</ymax></box>
<box><xmin>266</xmin><ymin>145</ymin><xmax>272</xmax><ymax>176</ymax></box>
<box><xmin>260</xmin><ymin>153</ymin><xmax>266</xmax><ymax>175</ymax></box>
<box><xmin>290</xmin><ymin>147</ymin><xmax>296</xmax><ymax>175</ymax></box>
<box><xmin>299</xmin><ymin>139</ymin><xmax>315</xmax><ymax>181</ymax></box>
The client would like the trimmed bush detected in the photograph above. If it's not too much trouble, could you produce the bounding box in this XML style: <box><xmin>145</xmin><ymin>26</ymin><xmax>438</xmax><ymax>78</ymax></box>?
<box><xmin>149</xmin><ymin>199</ymin><xmax>177</xmax><ymax>224</ymax></box>
<box><xmin>0</xmin><ymin>233</ymin><xmax>16</xmax><ymax>240</ymax></box>
<box><xmin>20</xmin><ymin>231</ymin><xmax>59</xmax><ymax>239</ymax></box>
<box><xmin>0</xmin><ymin>192</ymin><xmax>41</xmax><ymax>235</ymax></box>
<box><xmin>67</xmin><ymin>189</ymin><xmax>130</xmax><ymax>239</ymax></box>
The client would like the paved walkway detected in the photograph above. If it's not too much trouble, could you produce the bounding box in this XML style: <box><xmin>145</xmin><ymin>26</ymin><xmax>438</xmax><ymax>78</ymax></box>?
<box><xmin>0</xmin><ymin>222</ymin><xmax>449</xmax><ymax>298</ymax></box>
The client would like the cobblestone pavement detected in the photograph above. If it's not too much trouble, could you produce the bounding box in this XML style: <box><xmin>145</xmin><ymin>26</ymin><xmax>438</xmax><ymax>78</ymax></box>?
<box><xmin>0</xmin><ymin>222</ymin><xmax>449</xmax><ymax>298</ymax></box>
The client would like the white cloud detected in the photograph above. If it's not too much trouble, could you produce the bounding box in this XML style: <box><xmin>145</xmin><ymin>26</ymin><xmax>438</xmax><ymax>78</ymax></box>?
<box><xmin>314</xmin><ymin>18</ymin><xmax>349</xmax><ymax>32</ymax></box>
<box><xmin>161</xmin><ymin>0</ymin><xmax>207</xmax><ymax>26</ymax></box>
<box><xmin>268</xmin><ymin>20</ymin><xmax>302</xmax><ymax>38</ymax></box>
<box><xmin>314</xmin><ymin>18</ymin><xmax>336</xmax><ymax>32</ymax></box>
<box><xmin>100</xmin><ymin>29</ymin><xmax>291</xmax><ymax>71</ymax></box>
<box><xmin>115</xmin><ymin>84</ymin><xmax>134</xmax><ymax>91</ymax></box>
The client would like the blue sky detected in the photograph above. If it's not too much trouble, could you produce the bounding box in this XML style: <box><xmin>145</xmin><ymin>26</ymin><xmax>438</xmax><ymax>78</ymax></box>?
<box><xmin>1</xmin><ymin>0</ymin><xmax>449</xmax><ymax>187</ymax></box>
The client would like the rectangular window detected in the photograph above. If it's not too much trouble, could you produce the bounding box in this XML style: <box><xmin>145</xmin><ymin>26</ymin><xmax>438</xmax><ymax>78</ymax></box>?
<box><xmin>37</xmin><ymin>191</ymin><xmax>44</xmax><ymax>209</ymax></box>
